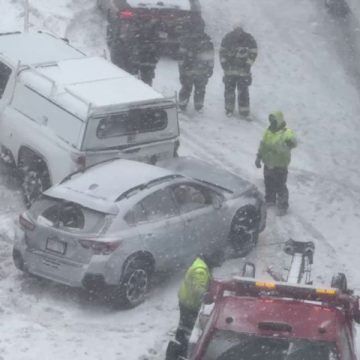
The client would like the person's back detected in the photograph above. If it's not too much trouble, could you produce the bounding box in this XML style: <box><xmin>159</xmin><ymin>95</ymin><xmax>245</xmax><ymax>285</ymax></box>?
<box><xmin>177</xmin><ymin>19</ymin><xmax>214</xmax><ymax>112</ymax></box>
<box><xmin>179</xmin><ymin>32</ymin><xmax>214</xmax><ymax>76</ymax></box>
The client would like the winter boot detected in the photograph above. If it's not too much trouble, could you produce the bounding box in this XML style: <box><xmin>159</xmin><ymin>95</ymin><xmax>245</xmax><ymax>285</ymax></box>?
<box><xmin>226</xmin><ymin>110</ymin><xmax>234</xmax><ymax>118</ymax></box>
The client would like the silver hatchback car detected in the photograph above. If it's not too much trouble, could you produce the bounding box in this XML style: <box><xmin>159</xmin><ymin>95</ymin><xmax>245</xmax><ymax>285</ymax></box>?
<box><xmin>13</xmin><ymin>157</ymin><xmax>266</xmax><ymax>307</ymax></box>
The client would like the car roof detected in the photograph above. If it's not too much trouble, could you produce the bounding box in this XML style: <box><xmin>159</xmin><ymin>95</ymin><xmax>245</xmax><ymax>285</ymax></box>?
<box><xmin>0</xmin><ymin>32</ymin><xmax>84</xmax><ymax>66</ymax></box>
<box><xmin>44</xmin><ymin>159</ymin><xmax>178</xmax><ymax>214</ymax></box>
<box><xmin>213</xmin><ymin>296</ymin><xmax>343</xmax><ymax>342</ymax></box>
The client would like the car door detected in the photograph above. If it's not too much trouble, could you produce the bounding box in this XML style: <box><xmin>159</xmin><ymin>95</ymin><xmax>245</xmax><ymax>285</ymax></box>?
<box><xmin>132</xmin><ymin>188</ymin><xmax>186</xmax><ymax>271</ymax></box>
<box><xmin>169</xmin><ymin>182</ymin><xmax>228</xmax><ymax>259</ymax></box>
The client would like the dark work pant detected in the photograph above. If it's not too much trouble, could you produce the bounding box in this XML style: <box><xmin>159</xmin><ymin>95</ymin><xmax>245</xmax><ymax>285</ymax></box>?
<box><xmin>223</xmin><ymin>75</ymin><xmax>251</xmax><ymax>114</ymax></box>
<box><xmin>264</xmin><ymin>166</ymin><xmax>289</xmax><ymax>209</ymax></box>
<box><xmin>109</xmin><ymin>45</ymin><xmax>138</xmax><ymax>75</ymax></box>
<box><xmin>171</xmin><ymin>304</ymin><xmax>199</xmax><ymax>358</ymax></box>
<box><xmin>139</xmin><ymin>65</ymin><xmax>156</xmax><ymax>86</ymax></box>
<box><xmin>179</xmin><ymin>74</ymin><xmax>209</xmax><ymax>110</ymax></box>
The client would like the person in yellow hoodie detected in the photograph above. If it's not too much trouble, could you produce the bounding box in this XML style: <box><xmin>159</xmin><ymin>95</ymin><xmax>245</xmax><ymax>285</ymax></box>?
<box><xmin>166</xmin><ymin>254</ymin><xmax>212</xmax><ymax>360</ymax></box>
<box><xmin>255</xmin><ymin>112</ymin><xmax>297</xmax><ymax>216</ymax></box>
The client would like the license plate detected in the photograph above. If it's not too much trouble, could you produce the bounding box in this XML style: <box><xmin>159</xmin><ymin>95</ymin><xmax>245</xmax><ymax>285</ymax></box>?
<box><xmin>159</xmin><ymin>31</ymin><xmax>168</xmax><ymax>40</ymax></box>
<box><xmin>46</xmin><ymin>237</ymin><xmax>66</xmax><ymax>255</ymax></box>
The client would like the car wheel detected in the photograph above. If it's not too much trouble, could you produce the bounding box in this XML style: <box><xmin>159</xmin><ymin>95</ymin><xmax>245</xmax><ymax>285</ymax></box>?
<box><xmin>114</xmin><ymin>259</ymin><xmax>152</xmax><ymax>308</ymax></box>
<box><xmin>229</xmin><ymin>205</ymin><xmax>260</xmax><ymax>255</ymax></box>
<box><xmin>21</xmin><ymin>166</ymin><xmax>50</xmax><ymax>208</ymax></box>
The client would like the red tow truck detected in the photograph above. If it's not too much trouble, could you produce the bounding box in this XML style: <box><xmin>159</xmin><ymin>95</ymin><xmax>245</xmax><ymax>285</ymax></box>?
<box><xmin>185</xmin><ymin>277</ymin><xmax>360</xmax><ymax>360</ymax></box>
<box><xmin>168</xmin><ymin>240</ymin><xmax>360</xmax><ymax>360</ymax></box>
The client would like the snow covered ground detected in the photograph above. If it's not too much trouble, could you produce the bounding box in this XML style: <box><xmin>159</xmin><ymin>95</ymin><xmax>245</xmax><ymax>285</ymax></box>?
<box><xmin>0</xmin><ymin>0</ymin><xmax>359</xmax><ymax>358</ymax></box>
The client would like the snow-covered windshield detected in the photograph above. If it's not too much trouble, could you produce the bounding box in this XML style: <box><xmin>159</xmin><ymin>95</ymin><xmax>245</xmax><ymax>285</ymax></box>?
<box><xmin>203</xmin><ymin>331</ymin><xmax>339</xmax><ymax>360</ymax></box>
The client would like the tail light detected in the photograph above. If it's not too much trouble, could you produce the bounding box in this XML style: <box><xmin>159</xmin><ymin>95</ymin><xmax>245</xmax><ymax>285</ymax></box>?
<box><xmin>19</xmin><ymin>213</ymin><xmax>35</xmax><ymax>231</ymax></box>
<box><xmin>79</xmin><ymin>239</ymin><xmax>121</xmax><ymax>255</ymax></box>
<box><xmin>118</xmin><ymin>10</ymin><xmax>134</xmax><ymax>18</ymax></box>
<box><xmin>71</xmin><ymin>153</ymin><xmax>86</xmax><ymax>170</ymax></box>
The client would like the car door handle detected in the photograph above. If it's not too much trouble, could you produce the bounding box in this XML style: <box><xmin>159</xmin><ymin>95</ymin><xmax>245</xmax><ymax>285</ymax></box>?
<box><xmin>145</xmin><ymin>233</ymin><xmax>153</xmax><ymax>238</ymax></box>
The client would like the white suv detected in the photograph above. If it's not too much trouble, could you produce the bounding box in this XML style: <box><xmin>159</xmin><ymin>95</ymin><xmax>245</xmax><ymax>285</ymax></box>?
<box><xmin>0</xmin><ymin>31</ymin><xmax>180</xmax><ymax>207</ymax></box>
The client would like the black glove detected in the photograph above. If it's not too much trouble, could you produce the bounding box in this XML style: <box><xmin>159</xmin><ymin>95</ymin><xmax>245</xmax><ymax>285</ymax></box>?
<box><xmin>255</xmin><ymin>156</ymin><xmax>262</xmax><ymax>168</ymax></box>
<box><xmin>285</xmin><ymin>139</ymin><xmax>293</xmax><ymax>147</ymax></box>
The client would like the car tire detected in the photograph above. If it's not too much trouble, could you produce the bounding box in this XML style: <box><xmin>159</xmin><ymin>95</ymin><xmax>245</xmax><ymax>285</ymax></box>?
<box><xmin>21</xmin><ymin>166</ymin><xmax>50</xmax><ymax>208</ymax></box>
<box><xmin>229</xmin><ymin>205</ymin><xmax>260</xmax><ymax>256</ymax></box>
<box><xmin>114</xmin><ymin>258</ymin><xmax>152</xmax><ymax>308</ymax></box>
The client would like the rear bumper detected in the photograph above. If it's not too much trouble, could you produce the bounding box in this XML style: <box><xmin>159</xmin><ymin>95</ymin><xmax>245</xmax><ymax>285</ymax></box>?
<box><xmin>13</xmin><ymin>227</ymin><xmax>124</xmax><ymax>289</ymax></box>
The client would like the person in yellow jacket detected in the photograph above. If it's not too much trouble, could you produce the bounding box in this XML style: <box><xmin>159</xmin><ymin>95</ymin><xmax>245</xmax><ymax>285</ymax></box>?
<box><xmin>166</xmin><ymin>254</ymin><xmax>212</xmax><ymax>360</ymax></box>
<box><xmin>255</xmin><ymin>112</ymin><xmax>297</xmax><ymax>216</ymax></box>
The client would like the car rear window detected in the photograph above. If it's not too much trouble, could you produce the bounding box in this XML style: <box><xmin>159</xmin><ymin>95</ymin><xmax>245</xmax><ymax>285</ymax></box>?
<box><xmin>202</xmin><ymin>331</ymin><xmax>339</xmax><ymax>360</ymax></box>
<box><xmin>30</xmin><ymin>197</ymin><xmax>107</xmax><ymax>233</ymax></box>
<box><xmin>127</xmin><ymin>0</ymin><xmax>191</xmax><ymax>11</ymax></box>
<box><xmin>96</xmin><ymin>108</ymin><xmax>168</xmax><ymax>139</ymax></box>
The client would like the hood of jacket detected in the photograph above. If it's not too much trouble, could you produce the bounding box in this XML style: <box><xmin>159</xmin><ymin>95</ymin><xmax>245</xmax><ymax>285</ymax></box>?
<box><xmin>269</xmin><ymin>111</ymin><xmax>286</xmax><ymax>131</ymax></box>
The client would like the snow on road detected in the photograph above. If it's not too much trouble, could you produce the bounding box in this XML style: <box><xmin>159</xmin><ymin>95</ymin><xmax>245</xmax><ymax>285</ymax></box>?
<box><xmin>0</xmin><ymin>0</ymin><xmax>359</xmax><ymax>358</ymax></box>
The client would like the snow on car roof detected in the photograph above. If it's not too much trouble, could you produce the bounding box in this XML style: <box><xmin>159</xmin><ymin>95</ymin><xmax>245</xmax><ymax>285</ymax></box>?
<box><xmin>0</xmin><ymin>32</ymin><xmax>84</xmax><ymax>66</ymax></box>
<box><xmin>127</xmin><ymin>0</ymin><xmax>191</xmax><ymax>11</ymax></box>
<box><xmin>20</xmin><ymin>57</ymin><xmax>164</xmax><ymax>119</ymax></box>
<box><xmin>44</xmin><ymin>159</ymin><xmax>176</xmax><ymax>213</ymax></box>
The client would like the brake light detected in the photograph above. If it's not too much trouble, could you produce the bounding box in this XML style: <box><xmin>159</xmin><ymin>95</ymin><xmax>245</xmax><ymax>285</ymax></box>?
<box><xmin>118</xmin><ymin>10</ymin><xmax>134</xmax><ymax>18</ymax></box>
<box><xmin>19</xmin><ymin>213</ymin><xmax>35</xmax><ymax>231</ymax></box>
<box><xmin>79</xmin><ymin>239</ymin><xmax>121</xmax><ymax>255</ymax></box>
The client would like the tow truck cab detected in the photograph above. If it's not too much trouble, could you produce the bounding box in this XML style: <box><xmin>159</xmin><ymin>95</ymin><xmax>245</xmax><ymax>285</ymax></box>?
<box><xmin>186</xmin><ymin>278</ymin><xmax>360</xmax><ymax>360</ymax></box>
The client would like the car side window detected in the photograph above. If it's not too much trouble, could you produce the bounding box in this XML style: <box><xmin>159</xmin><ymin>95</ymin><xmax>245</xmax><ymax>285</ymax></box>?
<box><xmin>126</xmin><ymin>189</ymin><xmax>177</xmax><ymax>224</ymax></box>
<box><xmin>0</xmin><ymin>61</ymin><xmax>12</xmax><ymax>99</ymax></box>
<box><xmin>171</xmin><ymin>184</ymin><xmax>210</xmax><ymax>213</ymax></box>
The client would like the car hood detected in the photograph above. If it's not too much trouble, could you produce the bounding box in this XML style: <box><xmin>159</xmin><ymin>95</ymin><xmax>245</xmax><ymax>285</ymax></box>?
<box><xmin>157</xmin><ymin>157</ymin><xmax>257</xmax><ymax>196</ymax></box>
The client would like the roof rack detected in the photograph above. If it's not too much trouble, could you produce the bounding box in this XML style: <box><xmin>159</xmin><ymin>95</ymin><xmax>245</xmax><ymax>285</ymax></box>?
<box><xmin>115</xmin><ymin>174</ymin><xmax>183</xmax><ymax>202</ymax></box>
<box><xmin>0</xmin><ymin>31</ymin><xmax>21</xmax><ymax>37</ymax></box>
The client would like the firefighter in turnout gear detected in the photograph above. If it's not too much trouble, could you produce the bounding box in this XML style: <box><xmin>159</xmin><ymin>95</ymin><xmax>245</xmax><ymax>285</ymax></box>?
<box><xmin>133</xmin><ymin>19</ymin><xmax>161</xmax><ymax>86</ymax></box>
<box><xmin>255</xmin><ymin>112</ymin><xmax>297</xmax><ymax>216</ymax></box>
<box><xmin>165</xmin><ymin>255</ymin><xmax>212</xmax><ymax>360</ymax></box>
<box><xmin>220</xmin><ymin>24</ymin><xmax>258</xmax><ymax>118</ymax></box>
<box><xmin>178</xmin><ymin>18</ymin><xmax>215</xmax><ymax>112</ymax></box>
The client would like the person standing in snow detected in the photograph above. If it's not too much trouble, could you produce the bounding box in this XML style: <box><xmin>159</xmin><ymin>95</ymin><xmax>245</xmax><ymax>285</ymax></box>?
<box><xmin>178</xmin><ymin>17</ymin><xmax>215</xmax><ymax>113</ymax></box>
<box><xmin>255</xmin><ymin>112</ymin><xmax>297</xmax><ymax>216</ymax></box>
<box><xmin>165</xmin><ymin>254</ymin><xmax>212</xmax><ymax>360</ymax></box>
<box><xmin>220</xmin><ymin>24</ymin><xmax>258</xmax><ymax>118</ymax></box>
<box><xmin>107</xmin><ymin>20</ymin><xmax>139</xmax><ymax>75</ymax></box>
<box><xmin>132</xmin><ymin>19</ymin><xmax>162</xmax><ymax>86</ymax></box>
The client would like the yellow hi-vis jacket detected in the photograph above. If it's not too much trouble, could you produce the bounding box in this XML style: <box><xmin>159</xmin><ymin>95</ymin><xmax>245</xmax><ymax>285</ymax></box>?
<box><xmin>178</xmin><ymin>257</ymin><xmax>211</xmax><ymax>311</ymax></box>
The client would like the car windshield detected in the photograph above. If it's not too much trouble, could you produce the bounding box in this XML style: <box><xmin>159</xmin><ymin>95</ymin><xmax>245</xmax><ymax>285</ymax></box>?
<box><xmin>202</xmin><ymin>331</ymin><xmax>339</xmax><ymax>360</ymax></box>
